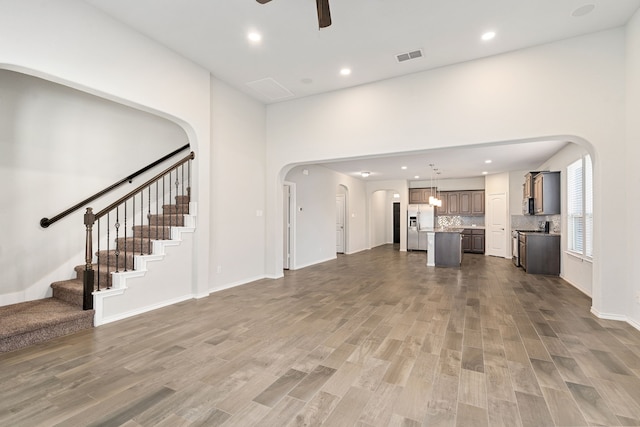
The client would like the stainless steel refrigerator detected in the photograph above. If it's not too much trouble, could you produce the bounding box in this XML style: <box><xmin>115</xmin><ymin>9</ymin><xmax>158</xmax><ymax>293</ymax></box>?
<box><xmin>407</xmin><ymin>204</ymin><xmax>435</xmax><ymax>250</ymax></box>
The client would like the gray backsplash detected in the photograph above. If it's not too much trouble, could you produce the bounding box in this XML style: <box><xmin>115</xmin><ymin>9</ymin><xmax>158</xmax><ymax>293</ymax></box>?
<box><xmin>437</xmin><ymin>216</ymin><xmax>485</xmax><ymax>228</ymax></box>
<box><xmin>511</xmin><ymin>214</ymin><xmax>561</xmax><ymax>233</ymax></box>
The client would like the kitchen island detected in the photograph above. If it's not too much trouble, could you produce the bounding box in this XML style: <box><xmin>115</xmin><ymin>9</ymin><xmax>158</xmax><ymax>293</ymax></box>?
<box><xmin>432</xmin><ymin>228</ymin><xmax>463</xmax><ymax>267</ymax></box>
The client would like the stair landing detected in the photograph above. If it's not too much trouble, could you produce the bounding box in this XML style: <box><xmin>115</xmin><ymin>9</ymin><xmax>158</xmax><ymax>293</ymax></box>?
<box><xmin>0</xmin><ymin>298</ymin><xmax>94</xmax><ymax>353</ymax></box>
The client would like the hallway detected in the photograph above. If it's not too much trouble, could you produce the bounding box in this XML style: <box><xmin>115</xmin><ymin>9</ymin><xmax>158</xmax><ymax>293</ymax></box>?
<box><xmin>1</xmin><ymin>246</ymin><xmax>639</xmax><ymax>426</ymax></box>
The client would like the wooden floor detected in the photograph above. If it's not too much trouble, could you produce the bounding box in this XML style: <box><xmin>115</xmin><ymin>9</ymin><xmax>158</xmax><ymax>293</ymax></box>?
<box><xmin>2</xmin><ymin>245</ymin><xmax>640</xmax><ymax>427</ymax></box>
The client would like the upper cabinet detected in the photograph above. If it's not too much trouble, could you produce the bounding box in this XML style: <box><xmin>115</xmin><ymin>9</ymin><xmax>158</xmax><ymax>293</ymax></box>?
<box><xmin>523</xmin><ymin>172</ymin><xmax>540</xmax><ymax>199</ymax></box>
<box><xmin>533</xmin><ymin>171</ymin><xmax>561</xmax><ymax>215</ymax></box>
<box><xmin>437</xmin><ymin>190</ymin><xmax>484</xmax><ymax>216</ymax></box>
<box><xmin>409</xmin><ymin>188</ymin><xmax>435</xmax><ymax>204</ymax></box>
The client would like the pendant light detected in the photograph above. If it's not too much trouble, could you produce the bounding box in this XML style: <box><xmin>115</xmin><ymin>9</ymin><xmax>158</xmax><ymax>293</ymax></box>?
<box><xmin>428</xmin><ymin>164</ymin><xmax>441</xmax><ymax>206</ymax></box>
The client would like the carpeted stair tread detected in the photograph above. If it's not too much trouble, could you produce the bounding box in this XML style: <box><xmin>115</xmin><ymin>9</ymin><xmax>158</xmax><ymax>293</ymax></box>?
<box><xmin>0</xmin><ymin>298</ymin><xmax>94</xmax><ymax>351</ymax></box>
<box><xmin>115</xmin><ymin>237</ymin><xmax>153</xmax><ymax>254</ymax></box>
<box><xmin>147</xmin><ymin>214</ymin><xmax>185</xmax><ymax>226</ymax></box>
<box><xmin>163</xmin><ymin>204</ymin><xmax>189</xmax><ymax>214</ymax></box>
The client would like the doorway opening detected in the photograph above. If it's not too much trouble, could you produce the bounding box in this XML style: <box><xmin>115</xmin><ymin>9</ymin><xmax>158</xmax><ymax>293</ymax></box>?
<box><xmin>393</xmin><ymin>202</ymin><xmax>400</xmax><ymax>245</ymax></box>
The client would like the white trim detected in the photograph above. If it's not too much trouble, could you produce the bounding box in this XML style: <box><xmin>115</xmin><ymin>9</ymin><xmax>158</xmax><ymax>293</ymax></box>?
<box><xmin>98</xmin><ymin>294</ymin><xmax>194</xmax><ymax>326</ymax></box>
<box><xmin>591</xmin><ymin>307</ymin><xmax>640</xmax><ymax>332</ymax></box>
<box><xmin>93</xmin><ymin>214</ymin><xmax>196</xmax><ymax>326</ymax></box>
<box><xmin>295</xmin><ymin>256</ymin><xmax>337</xmax><ymax>270</ymax></box>
<box><xmin>564</xmin><ymin>250</ymin><xmax>593</xmax><ymax>264</ymax></box>
<box><xmin>209</xmin><ymin>274</ymin><xmax>267</xmax><ymax>293</ymax></box>
<box><xmin>559</xmin><ymin>274</ymin><xmax>591</xmax><ymax>297</ymax></box>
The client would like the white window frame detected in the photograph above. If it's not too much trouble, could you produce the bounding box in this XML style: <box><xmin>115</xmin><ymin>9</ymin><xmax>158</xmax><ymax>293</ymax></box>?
<box><xmin>566</xmin><ymin>155</ymin><xmax>592</xmax><ymax>259</ymax></box>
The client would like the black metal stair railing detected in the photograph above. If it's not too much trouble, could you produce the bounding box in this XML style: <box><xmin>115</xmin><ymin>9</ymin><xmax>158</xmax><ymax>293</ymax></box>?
<box><xmin>82</xmin><ymin>152</ymin><xmax>194</xmax><ymax>310</ymax></box>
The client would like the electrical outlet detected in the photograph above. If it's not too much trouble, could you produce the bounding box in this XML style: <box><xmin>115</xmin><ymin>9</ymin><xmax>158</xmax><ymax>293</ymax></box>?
<box><xmin>217</xmin><ymin>265</ymin><xmax>222</xmax><ymax>273</ymax></box>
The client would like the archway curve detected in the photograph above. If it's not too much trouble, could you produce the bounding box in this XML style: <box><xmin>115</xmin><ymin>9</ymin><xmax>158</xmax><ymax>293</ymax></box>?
<box><xmin>271</xmin><ymin>134</ymin><xmax>598</xmax><ymax>271</ymax></box>
<box><xmin>0</xmin><ymin>64</ymin><xmax>200</xmax><ymax>155</ymax></box>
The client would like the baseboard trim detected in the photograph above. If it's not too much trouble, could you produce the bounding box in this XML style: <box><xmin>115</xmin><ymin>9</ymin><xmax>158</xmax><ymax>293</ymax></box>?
<box><xmin>591</xmin><ymin>307</ymin><xmax>640</xmax><ymax>332</ymax></box>
<box><xmin>97</xmin><ymin>294</ymin><xmax>194</xmax><ymax>326</ymax></box>
<box><xmin>294</xmin><ymin>256</ymin><xmax>337</xmax><ymax>270</ymax></box>
<box><xmin>559</xmin><ymin>274</ymin><xmax>592</xmax><ymax>298</ymax></box>
<box><xmin>209</xmin><ymin>275</ymin><xmax>267</xmax><ymax>294</ymax></box>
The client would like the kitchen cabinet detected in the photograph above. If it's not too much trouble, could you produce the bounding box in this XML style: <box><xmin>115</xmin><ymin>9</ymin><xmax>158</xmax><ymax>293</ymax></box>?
<box><xmin>471</xmin><ymin>191</ymin><xmax>484</xmax><ymax>215</ymax></box>
<box><xmin>533</xmin><ymin>172</ymin><xmax>560</xmax><ymax>215</ymax></box>
<box><xmin>409</xmin><ymin>188</ymin><xmax>435</xmax><ymax>204</ymax></box>
<box><xmin>523</xmin><ymin>172</ymin><xmax>540</xmax><ymax>199</ymax></box>
<box><xmin>436</xmin><ymin>190</ymin><xmax>485</xmax><ymax>216</ymax></box>
<box><xmin>471</xmin><ymin>230</ymin><xmax>485</xmax><ymax>253</ymax></box>
<box><xmin>519</xmin><ymin>232</ymin><xmax>560</xmax><ymax>275</ymax></box>
<box><xmin>462</xmin><ymin>228</ymin><xmax>485</xmax><ymax>254</ymax></box>
<box><xmin>446</xmin><ymin>192</ymin><xmax>459</xmax><ymax>214</ymax></box>
<box><xmin>461</xmin><ymin>233</ymin><xmax>472</xmax><ymax>252</ymax></box>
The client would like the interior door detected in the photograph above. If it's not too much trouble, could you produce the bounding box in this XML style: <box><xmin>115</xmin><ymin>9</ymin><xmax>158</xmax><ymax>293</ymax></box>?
<box><xmin>487</xmin><ymin>192</ymin><xmax>507</xmax><ymax>257</ymax></box>
<box><xmin>336</xmin><ymin>194</ymin><xmax>346</xmax><ymax>253</ymax></box>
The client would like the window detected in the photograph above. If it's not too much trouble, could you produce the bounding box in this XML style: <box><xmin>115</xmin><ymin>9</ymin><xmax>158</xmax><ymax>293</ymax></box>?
<box><xmin>567</xmin><ymin>155</ymin><xmax>593</xmax><ymax>258</ymax></box>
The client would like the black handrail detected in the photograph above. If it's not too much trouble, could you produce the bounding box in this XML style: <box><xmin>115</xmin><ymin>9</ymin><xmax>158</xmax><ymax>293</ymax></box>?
<box><xmin>40</xmin><ymin>144</ymin><xmax>190</xmax><ymax>228</ymax></box>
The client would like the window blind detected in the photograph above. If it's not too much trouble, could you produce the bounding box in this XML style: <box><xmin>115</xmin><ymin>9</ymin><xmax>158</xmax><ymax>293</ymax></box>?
<box><xmin>567</xmin><ymin>159</ymin><xmax>583</xmax><ymax>253</ymax></box>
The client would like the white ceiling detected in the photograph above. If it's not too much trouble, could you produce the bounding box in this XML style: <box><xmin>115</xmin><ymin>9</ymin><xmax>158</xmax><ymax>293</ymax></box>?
<box><xmin>317</xmin><ymin>139</ymin><xmax>569</xmax><ymax>182</ymax></box>
<box><xmin>81</xmin><ymin>0</ymin><xmax>637</xmax><ymax>179</ymax></box>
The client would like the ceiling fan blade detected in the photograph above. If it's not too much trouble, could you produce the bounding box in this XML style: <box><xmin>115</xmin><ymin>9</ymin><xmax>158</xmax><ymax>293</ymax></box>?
<box><xmin>256</xmin><ymin>0</ymin><xmax>271</xmax><ymax>4</ymax></box>
<box><xmin>316</xmin><ymin>0</ymin><xmax>332</xmax><ymax>28</ymax></box>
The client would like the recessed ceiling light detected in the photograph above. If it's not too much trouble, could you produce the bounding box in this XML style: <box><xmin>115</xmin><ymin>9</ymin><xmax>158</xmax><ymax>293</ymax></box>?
<box><xmin>401</xmin><ymin>166</ymin><xmax>407</xmax><ymax>170</ymax></box>
<box><xmin>485</xmin><ymin>160</ymin><xmax>492</xmax><ymax>164</ymax></box>
<box><xmin>482</xmin><ymin>171</ymin><xmax>488</xmax><ymax>175</ymax></box>
<box><xmin>247</xmin><ymin>32</ymin><xmax>262</xmax><ymax>42</ymax></box>
<box><xmin>571</xmin><ymin>4</ymin><xmax>595</xmax><ymax>17</ymax></box>
<box><xmin>481</xmin><ymin>31</ymin><xmax>496</xmax><ymax>41</ymax></box>
<box><xmin>414</xmin><ymin>175</ymin><xmax>420</xmax><ymax>179</ymax></box>
<box><xmin>361</xmin><ymin>171</ymin><xmax>370</xmax><ymax>178</ymax></box>
<box><xmin>340</xmin><ymin>68</ymin><xmax>351</xmax><ymax>76</ymax></box>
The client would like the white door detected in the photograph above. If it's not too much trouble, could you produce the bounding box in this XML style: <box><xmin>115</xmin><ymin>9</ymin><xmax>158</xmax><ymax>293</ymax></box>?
<box><xmin>336</xmin><ymin>194</ymin><xmax>346</xmax><ymax>253</ymax></box>
<box><xmin>486</xmin><ymin>193</ymin><xmax>507</xmax><ymax>257</ymax></box>
<box><xmin>283</xmin><ymin>184</ymin><xmax>292</xmax><ymax>269</ymax></box>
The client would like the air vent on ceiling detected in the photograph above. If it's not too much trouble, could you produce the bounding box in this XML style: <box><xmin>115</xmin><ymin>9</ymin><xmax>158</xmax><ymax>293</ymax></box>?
<box><xmin>246</xmin><ymin>77</ymin><xmax>294</xmax><ymax>101</ymax></box>
<box><xmin>395</xmin><ymin>49</ymin><xmax>423</xmax><ymax>63</ymax></box>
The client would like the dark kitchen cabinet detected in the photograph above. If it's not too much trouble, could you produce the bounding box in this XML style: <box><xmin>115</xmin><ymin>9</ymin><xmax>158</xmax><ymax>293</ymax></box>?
<box><xmin>533</xmin><ymin>172</ymin><xmax>560</xmax><ymax>215</ymax></box>
<box><xmin>409</xmin><ymin>188</ymin><xmax>435</xmax><ymax>204</ymax></box>
<box><xmin>471</xmin><ymin>232</ymin><xmax>485</xmax><ymax>253</ymax></box>
<box><xmin>471</xmin><ymin>191</ymin><xmax>484</xmax><ymax>215</ymax></box>
<box><xmin>523</xmin><ymin>172</ymin><xmax>540</xmax><ymax>199</ymax></box>
<box><xmin>459</xmin><ymin>192</ymin><xmax>471</xmax><ymax>215</ymax></box>
<box><xmin>446</xmin><ymin>192</ymin><xmax>459</xmax><ymax>214</ymax></box>
<box><xmin>519</xmin><ymin>232</ymin><xmax>560</xmax><ymax>275</ymax></box>
<box><xmin>437</xmin><ymin>191</ymin><xmax>484</xmax><ymax>216</ymax></box>
<box><xmin>461</xmin><ymin>233</ymin><xmax>472</xmax><ymax>252</ymax></box>
<box><xmin>462</xmin><ymin>228</ymin><xmax>485</xmax><ymax>254</ymax></box>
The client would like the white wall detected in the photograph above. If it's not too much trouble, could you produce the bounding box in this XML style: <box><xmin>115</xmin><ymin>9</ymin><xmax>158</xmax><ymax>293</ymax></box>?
<box><xmin>265</xmin><ymin>29</ymin><xmax>627</xmax><ymax>323</ymax></box>
<box><xmin>370</xmin><ymin>190</ymin><xmax>389</xmax><ymax>247</ymax></box>
<box><xmin>411</xmin><ymin>177</ymin><xmax>485</xmax><ymax>191</ymax></box>
<box><xmin>626</xmin><ymin>9</ymin><xmax>640</xmax><ymax>328</ymax></box>
<box><xmin>284</xmin><ymin>165</ymin><xmax>367</xmax><ymax>268</ymax></box>
<box><xmin>537</xmin><ymin>143</ymin><xmax>592</xmax><ymax>296</ymax></box>
<box><xmin>0</xmin><ymin>0</ymin><xmax>212</xmax><ymax>301</ymax></box>
<box><xmin>210</xmin><ymin>77</ymin><xmax>267</xmax><ymax>291</ymax></box>
<box><xmin>0</xmin><ymin>69</ymin><xmax>188</xmax><ymax>304</ymax></box>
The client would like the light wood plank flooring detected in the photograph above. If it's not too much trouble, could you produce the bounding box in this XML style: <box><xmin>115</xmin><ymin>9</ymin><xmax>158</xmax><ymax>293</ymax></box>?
<box><xmin>2</xmin><ymin>245</ymin><xmax>640</xmax><ymax>426</ymax></box>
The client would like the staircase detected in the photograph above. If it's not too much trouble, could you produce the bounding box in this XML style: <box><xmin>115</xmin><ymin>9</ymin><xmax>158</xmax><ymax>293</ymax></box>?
<box><xmin>0</xmin><ymin>195</ymin><xmax>191</xmax><ymax>354</ymax></box>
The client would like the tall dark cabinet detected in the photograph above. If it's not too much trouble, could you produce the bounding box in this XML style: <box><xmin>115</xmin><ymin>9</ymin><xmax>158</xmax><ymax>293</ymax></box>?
<box><xmin>533</xmin><ymin>171</ymin><xmax>561</xmax><ymax>215</ymax></box>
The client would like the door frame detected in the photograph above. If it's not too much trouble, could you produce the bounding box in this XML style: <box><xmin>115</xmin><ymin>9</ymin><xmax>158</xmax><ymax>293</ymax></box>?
<box><xmin>283</xmin><ymin>182</ymin><xmax>296</xmax><ymax>269</ymax></box>
<box><xmin>336</xmin><ymin>192</ymin><xmax>347</xmax><ymax>254</ymax></box>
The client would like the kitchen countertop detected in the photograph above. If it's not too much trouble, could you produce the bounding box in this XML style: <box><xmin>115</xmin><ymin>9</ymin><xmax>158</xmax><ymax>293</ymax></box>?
<box><xmin>434</xmin><ymin>227</ymin><xmax>464</xmax><ymax>233</ymax></box>
<box><xmin>517</xmin><ymin>231</ymin><xmax>560</xmax><ymax>236</ymax></box>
